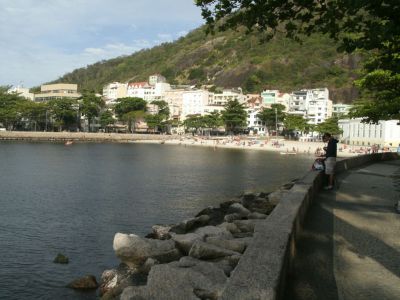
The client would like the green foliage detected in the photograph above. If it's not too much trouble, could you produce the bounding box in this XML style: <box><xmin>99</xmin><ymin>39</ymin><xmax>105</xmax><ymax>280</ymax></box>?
<box><xmin>283</xmin><ymin>115</ymin><xmax>307</xmax><ymax>132</ymax></box>
<box><xmin>99</xmin><ymin>110</ymin><xmax>115</xmax><ymax>131</ymax></box>
<box><xmin>221</xmin><ymin>99</ymin><xmax>247</xmax><ymax>133</ymax></box>
<box><xmin>151</xmin><ymin>100</ymin><xmax>170</xmax><ymax>119</ymax></box>
<box><xmin>144</xmin><ymin>113</ymin><xmax>164</xmax><ymax>131</ymax></box>
<box><xmin>48</xmin><ymin>98</ymin><xmax>78</xmax><ymax>131</ymax></box>
<box><xmin>257</xmin><ymin>104</ymin><xmax>286</xmax><ymax>131</ymax></box>
<box><xmin>80</xmin><ymin>91</ymin><xmax>105</xmax><ymax>132</ymax></box>
<box><xmin>315</xmin><ymin>117</ymin><xmax>343</xmax><ymax>136</ymax></box>
<box><xmin>0</xmin><ymin>86</ymin><xmax>35</xmax><ymax>130</ymax></box>
<box><xmin>50</xmin><ymin>26</ymin><xmax>358</xmax><ymax>103</ymax></box>
<box><xmin>114</xmin><ymin>97</ymin><xmax>147</xmax><ymax>119</ymax></box>
<box><xmin>196</xmin><ymin>0</ymin><xmax>400</xmax><ymax>121</ymax></box>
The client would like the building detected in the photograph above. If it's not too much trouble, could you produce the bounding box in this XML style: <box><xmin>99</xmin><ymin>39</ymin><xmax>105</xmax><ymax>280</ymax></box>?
<box><xmin>149</xmin><ymin>74</ymin><xmax>166</xmax><ymax>86</ymax></box>
<box><xmin>288</xmin><ymin>88</ymin><xmax>332</xmax><ymax>124</ymax></box>
<box><xmin>126</xmin><ymin>77</ymin><xmax>171</xmax><ymax>103</ymax></box>
<box><xmin>34</xmin><ymin>83</ymin><xmax>81</xmax><ymax>102</ymax></box>
<box><xmin>164</xmin><ymin>89</ymin><xmax>185</xmax><ymax>121</ymax></box>
<box><xmin>333</xmin><ymin>103</ymin><xmax>352</xmax><ymax>117</ymax></box>
<box><xmin>339</xmin><ymin>118</ymin><xmax>400</xmax><ymax>147</ymax></box>
<box><xmin>208</xmin><ymin>89</ymin><xmax>245</xmax><ymax>106</ymax></box>
<box><xmin>181</xmin><ymin>90</ymin><xmax>210</xmax><ymax>120</ymax></box>
<box><xmin>246</xmin><ymin>108</ymin><xmax>268</xmax><ymax>135</ymax></box>
<box><xmin>261</xmin><ymin>90</ymin><xmax>280</xmax><ymax>106</ymax></box>
<box><xmin>102</xmin><ymin>82</ymin><xmax>127</xmax><ymax>105</ymax></box>
<box><xmin>7</xmin><ymin>86</ymin><xmax>35</xmax><ymax>101</ymax></box>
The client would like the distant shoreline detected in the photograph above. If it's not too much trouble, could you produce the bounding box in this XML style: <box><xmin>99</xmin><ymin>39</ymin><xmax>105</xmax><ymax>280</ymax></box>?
<box><xmin>0</xmin><ymin>131</ymin><xmax>364</xmax><ymax>158</ymax></box>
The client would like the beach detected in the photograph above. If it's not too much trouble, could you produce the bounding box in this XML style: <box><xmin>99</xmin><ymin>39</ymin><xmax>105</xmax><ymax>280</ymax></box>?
<box><xmin>0</xmin><ymin>131</ymin><xmax>378</xmax><ymax>158</ymax></box>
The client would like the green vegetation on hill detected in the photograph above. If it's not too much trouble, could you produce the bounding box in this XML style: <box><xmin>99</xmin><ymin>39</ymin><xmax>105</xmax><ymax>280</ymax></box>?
<box><xmin>51</xmin><ymin>26</ymin><xmax>360</xmax><ymax>103</ymax></box>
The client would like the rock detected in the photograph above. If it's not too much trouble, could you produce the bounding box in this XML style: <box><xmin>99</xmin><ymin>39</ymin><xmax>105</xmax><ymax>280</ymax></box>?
<box><xmin>120</xmin><ymin>257</ymin><xmax>226</xmax><ymax>300</ymax></box>
<box><xmin>243</xmin><ymin>197</ymin><xmax>275</xmax><ymax>215</ymax></box>
<box><xmin>227</xmin><ymin>203</ymin><xmax>250</xmax><ymax>217</ymax></box>
<box><xmin>196</xmin><ymin>207</ymin><xmax>226</xmax><ymax>225</ymax></box>
<box><xmin>242</xmin><ymin>192</ymin><xmax>256</xmax><ymax>202</ymax></box>
<box><xmin>139</xmin><ymin>258</ymin><xmax>159</xmax><ymax>275</ymax></box>
<box><xmin>113</xmin><ymin>233</ymin><xmax>181</xmax><ymax>267</ymax></box>
<box><xmin>256</xmin><ymin>192</ymin><xmax>269</xmax><ymax>198</ymax></box>
<box><xmin>282</xmin><ymin>182</ymin><xmax>294</xmax><ymax>190</ymax></box>
<box><xmin>189</xmin><ymin>240</ymin><xmax>239</xmax><ymax>259</ymax></box>
<box><xmin>100</xmin><ymin>269</ymin><xmax>118</xmax><ymax>296</ymax></box>
<box><xmin>194</xmin><ymin>288</ymin><xmax>219</xmax><ymax>300</ymax></box>
<box><xmin>217</xmin><ymin>222</ymin><xmax>241</xmax><ymax>234</ymax></box>
<box><xmin>248</xmin><ymin>212</ymin><xmax>267</xmax><ymax>219</ymax></box>
<box><xmin>194</xmin><ymin>225</ymin><xmax>233</xmax><ymax>239</ymax></box>
<box><xmin>170</xmin><ymin>215</ymin><xmax>210</xmax><ymax>234</ymax></box>
<box><xmin>67</xmin><ymin>275</ymin><xmax>98</xmax><ymax>290</ymax></box>
<box><xmin>171</xmin><ymin>232</ymin><xmax>203</xmax><ymax>254</ymax></box>
<box><xmin>219</xmin><ymin>199</ymin><xmax>239</xmax><ymax>210</ymax></box>
<box><xmin>224</xmin><ymin>213</ymin><xmax>242</xmax><ymax>222</ymax></box>
<box><xmin>205</xmin><ymin>236</ymin><xmax>247</xmax><ymax>253</ymax></box>
<box><xmin>148</xmin><ymin>225</ymin><xmax>171</xmax><ymax>240</ymax></box>
<box><xmin>233</xmin><ymin>220</ymin><xmax>262</xmax><ymax>233</ymax></box>
<box><xmin>53</xmin><ymin>253</ymin><xmax>68</xmax><ymax>264</ymax></box>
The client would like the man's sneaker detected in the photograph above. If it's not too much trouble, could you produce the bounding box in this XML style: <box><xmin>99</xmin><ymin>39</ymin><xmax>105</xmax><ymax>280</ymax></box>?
<box><xmin>324</xmin><ymin>185</ymin><xmax>333</xmax><ymax>190</ymax></box>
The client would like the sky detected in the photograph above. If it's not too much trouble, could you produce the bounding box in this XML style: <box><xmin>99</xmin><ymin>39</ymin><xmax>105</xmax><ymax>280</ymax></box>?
<box><xmin>0</xmin><ymin>0</ymin><xmax>204</xmax><ymax>88</ymax></box>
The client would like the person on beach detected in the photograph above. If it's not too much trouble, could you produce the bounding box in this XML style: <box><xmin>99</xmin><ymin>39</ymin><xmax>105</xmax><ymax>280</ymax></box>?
<box><xmin>322</xmin><ymin>133</ymin><xmax>338</xmax><ymax>190</ymax></box>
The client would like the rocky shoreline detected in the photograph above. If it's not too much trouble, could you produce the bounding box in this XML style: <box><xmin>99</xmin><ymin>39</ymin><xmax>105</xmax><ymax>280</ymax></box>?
<box><xmin>98</xmin><ymin>180</ymin><xmax>297</xmax><ymax>300</ymax></box>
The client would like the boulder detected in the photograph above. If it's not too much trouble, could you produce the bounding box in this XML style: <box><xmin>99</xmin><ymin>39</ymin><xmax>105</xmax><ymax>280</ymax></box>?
<box><xmin>217</xmin><ymin>222</ymin><xmax>241</xmax><ymax>234</ymax></box>
<box><xmin>219</xmin><ymin>199</ymin><xmax>240</xmax><ymax>210</ymax></box>
<box><xmin>189</xmin><ymin>240</ymin><xmax>239</xmax><ymax>260</ymax></box>
<box><xmin>248</xmin><ymin>212</ymin><xmax>267</xmax><ymax>219</ymax></box>
<box><xmin>196</xmin><ymin>207</ymin><xmax>226</xmax><ymax>225</ymax></box>
<box><xmin>243</xmin><ymin>197</ymin><xmax>275</xmax><ymax>214</ymax></box>
<box><xmin>227</xmin><ymin>203</ymin><xmax>250</xmax><ymax>217</ymax></box>
<box><xmin>224</xmin><ymin>213</ymin><xmax>242</xmax><ymax>223</ymax></box>
<box><xmin>148</xmin><ymin>225</ymin><xmax>171</xmax><ymax>240</ymax></box>
<box><xmin>100</xmin><ymin>269</ymin><xmax>118</xmax><ymax>295</ymax></box>
<box><xmin>139</xmin><ymin>258</ymin><xmax>159</xmax><ymax>275</ymax></box>
<box><xmin>170</xmin><ymin>215</ymin><xmax>210</xmax><ymax>234</ymax></box>
<box><xmin>233</xmin><ymin>219</ymin><xmax>262</xmax><ymax>233</ymax></box>
<box><xmin>113</xmin><ymin>233</ymin><xmax>181</xmax><ymax>267</ymax></box>
<box><xmin>120</xmin><ymin>257</ymin><xmax>226</xmax><ymax>300</ymax></box>
<box><xmin>205</xmin><ymin>236</ymin><xmax>247</xmax><ymax>253</ymax></box>
<box><xmin>170</xmin><ymin>232</ymin><xmax>203</xmax><ymax>254</ymax></box>
<box><xmin>53</xmin><ymin>253</ymin><xmax>68</xmax><ymax>264</ymax></box>
<box><xmin>67</xmin><ymin>275</ymin><xmax>98</xmax><ymax>290</ymax></box>
<box><xmin>194</xmin><ymin>225</ymin><xmax>233</xmax><ymax>239</ymax></box>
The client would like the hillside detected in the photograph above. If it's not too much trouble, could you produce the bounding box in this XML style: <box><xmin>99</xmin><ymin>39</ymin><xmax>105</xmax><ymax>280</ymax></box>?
<box><xmin>51</xmin><ymin>26</ymin><xmax>361</xmax><ymax>103</ymax></box>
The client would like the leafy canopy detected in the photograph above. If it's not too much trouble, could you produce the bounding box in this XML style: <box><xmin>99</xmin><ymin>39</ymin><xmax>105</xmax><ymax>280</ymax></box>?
<box><xmin>196</xmin><ymin>0</ymin><xmax>400</xmax><ymax>122</ymax></box>
<box><xmin>221</xmin><ymin>99</ymin><xmax>247</xmax><ymax>133</ymax></box>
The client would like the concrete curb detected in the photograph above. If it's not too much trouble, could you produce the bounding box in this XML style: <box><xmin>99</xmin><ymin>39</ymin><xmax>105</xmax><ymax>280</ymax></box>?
<box><xmin>220</xmin><ymin>152</ymin><xmax>399</xmax><ymax>300</ymax></box>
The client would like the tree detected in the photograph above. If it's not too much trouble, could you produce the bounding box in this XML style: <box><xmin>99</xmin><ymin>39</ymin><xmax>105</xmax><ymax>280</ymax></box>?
<box><xmin>20</xmin><ymin>101</ymin><xmax>48</xmax><ymax>131</ymax></box>
<box><xmin>221</xmin><ymin>99</ymin><xmax>247</xmax><ymax>134</ymax></box>
<box><xmin>115</xmin><ymin>97</ymin><xmax>147</xmax><ymax>133</ymax></box>
<box><xmin>203</xmin><ymin>111</ymin><xmax>223</xmax><ymax>130</ymax></box>
<box><xmin>144</xmin><ymin>113</ymin><xmax>164</xmax><ymax>132</ymax></box>
<box><xmin>183</xmin><ymin>115</ymin><xmax>205</xmax><ymax>134</ymax></box>
<box><xmin>195</xmin><ymin>0</ymin><xmax>400</xmax><ymax>122</ymax></box>
<box><xmin>48</xmin><ymin>98</ymin><xmax>78</xmax><ymax>131</ymax></box>
<box><xmin>80</xmin><ymin>91</ymin><xmax>104</xmax><ymax>132</ymax></box>
<box><xmin>0</xmin><ymin>86</ymin><xmax>30</xmax><ymax>130</ymax></box>
<box><xmin>151</xmin><ymin>100</ymin><xmax>170</xmax><ymax>119</ymax></box>
<box><xmin>257</xmin><ymin>104</ymin><xmax>286</xmax><ymax>134</ymax></box>
<box><xmin>283</xmin><ymin>114</ymin><xmax>307</xmax><ymax>138</ymax></box>
<box><xmin>315</xmin><ymin>117</ymin><xmax>343</xmax><ymax>136</ymax></box>
<box><xmin>99</xmin><ymin>110</ymin><xmax>115</xmax><ymax>132</ymax></box>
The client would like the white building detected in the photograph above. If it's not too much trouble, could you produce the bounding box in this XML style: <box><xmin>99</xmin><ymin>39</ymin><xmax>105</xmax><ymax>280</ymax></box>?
<box><xmin>127</xmin><ymin>80</ymin><xmax>171</xmax><ymax>103</ymax></box>
<box><xmin>209</xmin><ymin>89</ymin><xmax>245</xmax><ymax>106</ymax></box>
<box><xmin>149</xmin><ymin>74</ymin><xmax>166</xmax><ymax>86</ymax></box>
<box><xmin>333</xmin><ymin>103</ymin><xmax>352</xmax><ymax>117</ymax></box>
<box><xmin>102</xmin><ymin>82</ymin><xmax>127</xmax><ymax>105</ymax></box>
<box><xmin>7</xmin><ymin>86</ymin><xmax>35</xmax><ymax>101</ymax></box>
<box><xmin>339</xmin><ymin>118</ymin><xmax>400</xmax><ymax>147</ymax></box>
<box><xmin>246</xmin><ymin>108</ymin><xmax>267</xmax><ymax>135</ymax></box>
<box><xmin>288</xmin><ymin>88</ymin><xmax>332</xmax><ymax>124</ymax></box>
<box><xmin>181</xmin><ymin>90</ymin><xmax>210</xmax><ymax>120</ymax></box>
<box><xmin>164</xmin><ymin>89</ymin><xmax>184</xmax><ymax>121</ymax></box>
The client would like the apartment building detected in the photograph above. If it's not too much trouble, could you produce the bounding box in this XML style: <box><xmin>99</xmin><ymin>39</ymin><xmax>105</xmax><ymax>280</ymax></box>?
<box><xmin>103</xmin><ymin>82</ymin><xmax>127</xmax><ymax>105</ymax></box>
<box><xmin>288</xmin><ymin>88</ymin><xmax>332</xmax><ymax>124</ymax></box>
<box><xmin>34</xmin><ymin>83</ymin><xmax>81</xmax><ymax>102</ymax></box>
<box><xmin>333</xmin><ymin>103</ymin><xmax>352</xmax><ymax>117</ymax></box>
<box><xmin>246</xmin><ymin>108</ymin><xmax>267</xmax><ymax>135</ymax></box>
<box><xmin>181</xmin><ymin>90</ymin><xmax>210</xmax><ymax>120</ymax></box>
<box><xmin>208</xmin><ymin>89</ymin><xmax>245</xmax><ymax>106</ymax></box>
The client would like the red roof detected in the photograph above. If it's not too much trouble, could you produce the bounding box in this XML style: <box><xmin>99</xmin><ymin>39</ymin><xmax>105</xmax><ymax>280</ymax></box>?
<box><xmin>128</xmin><ymin>82</ymin><xmax>148</xmax><ymax>88</ymax></box>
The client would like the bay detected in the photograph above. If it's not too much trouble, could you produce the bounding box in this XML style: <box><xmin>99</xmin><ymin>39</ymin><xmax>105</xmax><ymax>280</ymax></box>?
<box><xmin>0</xmin><ymin>142</ymin><xmax>314</xmax><ymax>299</ymax></box>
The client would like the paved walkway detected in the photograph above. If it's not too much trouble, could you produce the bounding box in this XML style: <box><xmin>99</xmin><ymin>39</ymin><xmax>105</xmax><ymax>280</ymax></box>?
<box><xmin>285</xmin><ymin>159</ymin><xmax>400</xmax><ymax>300</ymax></box>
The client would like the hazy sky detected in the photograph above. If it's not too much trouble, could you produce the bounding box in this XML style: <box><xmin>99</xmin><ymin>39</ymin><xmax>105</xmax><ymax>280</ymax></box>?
<box><xmin>0</xmin><ymin>0</ymin><xmax>204</xmax><ymax>87</ymax></box>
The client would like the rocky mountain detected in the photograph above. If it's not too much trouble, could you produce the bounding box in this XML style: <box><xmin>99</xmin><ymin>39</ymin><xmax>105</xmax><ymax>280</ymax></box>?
<box><xmin>51</xmin><ymin>26</ymin><xmax>361</xmax><ymax>103</ymax></box>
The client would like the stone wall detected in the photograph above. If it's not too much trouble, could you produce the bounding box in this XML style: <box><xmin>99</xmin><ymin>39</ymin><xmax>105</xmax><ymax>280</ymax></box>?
<box><xmin>220</xmin><ymin>152</ymin><xmax>399</xmax><ymax>300</ymax></box>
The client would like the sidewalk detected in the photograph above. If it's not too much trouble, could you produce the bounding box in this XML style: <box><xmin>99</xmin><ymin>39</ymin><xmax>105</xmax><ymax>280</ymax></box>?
<box><xmin>285</xmin><ymin>159</ymin><xmax>400</xmax><ymax>300</ymax></box>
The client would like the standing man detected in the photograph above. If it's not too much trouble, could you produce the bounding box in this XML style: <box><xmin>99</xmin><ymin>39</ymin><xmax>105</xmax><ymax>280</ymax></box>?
<box><xmin>323</xmin><ymin>133</ymin><xmax>338</xmax><ymax>190</ymax></box>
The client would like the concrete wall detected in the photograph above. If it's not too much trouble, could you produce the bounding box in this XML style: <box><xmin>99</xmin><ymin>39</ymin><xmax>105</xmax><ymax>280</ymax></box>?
<box><xmin>220</xmin><ymin>152</ymin><xmax>399</xmax><ymax>300</ymax></box>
